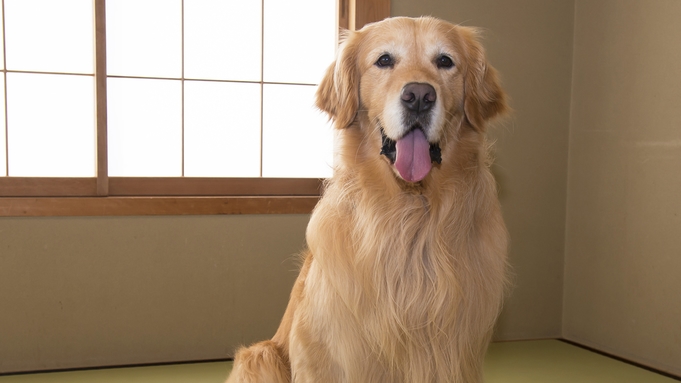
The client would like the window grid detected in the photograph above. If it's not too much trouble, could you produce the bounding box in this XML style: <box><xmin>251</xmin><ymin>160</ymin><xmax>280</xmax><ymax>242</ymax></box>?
<box><xmin>0</xmin><ymin>0</ymin><xmax>323</xmax><ymax>183</ymax></box>
<box><xmin>2</xmin><ymin>0</ymin><xmax>97</xmax><ymax>179</ymax></box>
<box><xmin>1</xmin><ymin>70</ymin><xmax>96</xmax><ymax>178</ymax></box>
<box><xmin>0</xmin><ymin>0</ymin><xmax>391</xmax><ymax>216</ymax></box>
<box><xmin>105</xmin><ymin>0</ymin><xmax>326</xmax><ymax>179</ymax></box>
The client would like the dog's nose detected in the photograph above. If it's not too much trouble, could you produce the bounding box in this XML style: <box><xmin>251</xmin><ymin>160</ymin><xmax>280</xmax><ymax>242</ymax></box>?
<box><xmin>401</xmin><ymin>82</ymin><xmax>436</xmax><ymax>113</ymax></box>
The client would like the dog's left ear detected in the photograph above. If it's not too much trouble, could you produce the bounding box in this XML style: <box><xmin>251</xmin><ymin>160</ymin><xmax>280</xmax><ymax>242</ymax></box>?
<box><xmin>315</xmin><ymin>31</ymin><xmax>360</xmax><ymax>129</ymax></box>
<box><xmin>459</xmin><ymin>27</ymin><xmax>508</xmax><ymax>130</ymax></box>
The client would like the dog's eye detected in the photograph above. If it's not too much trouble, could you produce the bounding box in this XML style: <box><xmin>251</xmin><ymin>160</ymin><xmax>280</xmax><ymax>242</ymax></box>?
<box><xmin>436</xmin><ymin>55</ymin><xmax>454</xmax><ymax>69</ymax></box>
<box><xmin>375</xmin><ymin>54</ymin><xmax>394</xmax><ymax>68</ymax></box>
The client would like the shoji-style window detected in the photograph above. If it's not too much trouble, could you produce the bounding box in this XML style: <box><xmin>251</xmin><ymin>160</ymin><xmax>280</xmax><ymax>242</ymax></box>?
<box><xmin>105</xmin><ymin>0</ymin><xmax>335</xmax><ymax>178</ymax></box>
<box><xmin>0</xmin><ymin>0</ymin><xmax>390</xmax><ymax>216</ymax></box>
<box><xmin>2</xmin><ymin>0</ymin><xmax>96</xmax><ymax>177</ymax></box>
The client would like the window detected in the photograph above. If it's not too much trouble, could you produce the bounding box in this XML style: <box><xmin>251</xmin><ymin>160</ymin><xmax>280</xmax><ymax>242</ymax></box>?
<box><xmin>0</xmin><ymin>0</ymin><xmax>390</xmax><ymax>216</ymax></box>
<box><xmin>2</xmin><ymin>0</ymin><xmax>96</xmax><ymax>177</ymax></box>
<box><xmin>105</xmin><ymin>0</ymin><xmax>335</xmax><ymax>178</ymax></box>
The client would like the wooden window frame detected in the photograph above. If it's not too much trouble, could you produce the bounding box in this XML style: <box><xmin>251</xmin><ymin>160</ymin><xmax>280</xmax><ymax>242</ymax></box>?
<box><xmin>0</xmin><ymin>0</ymin><xmax>389</xmax><ymax>217</ymax></box>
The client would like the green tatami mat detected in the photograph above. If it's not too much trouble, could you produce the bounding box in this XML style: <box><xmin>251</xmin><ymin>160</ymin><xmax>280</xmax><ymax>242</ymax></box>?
<box><xmin>0</xmin><ymin>340</ymin><xmax>676</xmax><ymax>382</ymax></box>
<box><xmin>0</xmin><ymin>362</ymin><xmax>231</xmax><ymax>383</ymax></box>
<box><xmin>484</xmin><ymin>340</ymin><xmax>676</xmax><ymax>383</ymax></box>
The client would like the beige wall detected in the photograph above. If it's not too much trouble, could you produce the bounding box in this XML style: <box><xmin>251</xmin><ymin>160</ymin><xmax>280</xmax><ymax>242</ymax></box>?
<box><xmin>392</xmin><ymin>0</ymin><xmax>575</xmax><ymax>340</ymax></box>
<box><xmin>564</xmin><ymin>0</ymin><xmax>681</xmax><ymax>376</ymax></box>
<box><xmin>0</xmin><ymin>215</ymin><xmax>307</xmax><ymax>372</ymax></box>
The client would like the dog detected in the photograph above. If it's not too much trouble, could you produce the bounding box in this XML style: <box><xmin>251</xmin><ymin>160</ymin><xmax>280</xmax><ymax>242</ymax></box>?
<box><xmin>227</xmin><ymin>16</ymin><xmax>509</xmax><ymax>383</ymax></box>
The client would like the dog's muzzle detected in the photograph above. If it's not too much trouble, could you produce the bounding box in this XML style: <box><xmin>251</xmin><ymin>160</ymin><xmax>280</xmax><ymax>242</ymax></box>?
<box><xmin>379</xmin><ymin>82</ymin><xmax>442</xmax><ymax>183</ymax></box>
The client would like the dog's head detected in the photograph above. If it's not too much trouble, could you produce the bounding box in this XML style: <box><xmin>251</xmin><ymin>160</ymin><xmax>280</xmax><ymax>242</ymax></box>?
<box><xmin>316</xmin><ymin>17</ymin><xmax>507</xmax><ymax>184</ymax></box>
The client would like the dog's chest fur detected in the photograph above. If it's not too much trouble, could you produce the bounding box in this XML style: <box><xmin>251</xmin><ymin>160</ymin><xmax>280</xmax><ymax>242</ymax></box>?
<box><xmin>300</xmin><ymin>183</ymin><xmax>488</xmax><ymax>382</ymax></box>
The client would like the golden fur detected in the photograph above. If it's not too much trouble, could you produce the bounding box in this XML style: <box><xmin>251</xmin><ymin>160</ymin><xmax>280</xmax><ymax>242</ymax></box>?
<box><xmin>227</xmin><ymin>16</ymin><xmax>509</xmax><ymax>383</ymax></box>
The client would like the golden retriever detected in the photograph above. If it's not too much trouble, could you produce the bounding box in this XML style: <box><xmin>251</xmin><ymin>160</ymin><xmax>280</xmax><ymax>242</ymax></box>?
<box><xmin>227</xmin><ymin>16</ymin><xmax>509</xmax><ymax>383</ymax></box>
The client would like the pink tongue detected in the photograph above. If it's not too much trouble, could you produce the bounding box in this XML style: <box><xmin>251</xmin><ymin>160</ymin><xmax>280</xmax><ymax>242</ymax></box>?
<box><xmin>394</xmin><ymin>129</ymin><xmax>432</xmax><ymax>183</ymax></box>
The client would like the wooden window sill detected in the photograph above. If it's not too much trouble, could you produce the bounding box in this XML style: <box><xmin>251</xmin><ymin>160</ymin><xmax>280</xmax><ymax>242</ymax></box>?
<box><xmin>0</xmin><ymin>178</ymin><xmax>322</xmax><ymax>216</ymax></box>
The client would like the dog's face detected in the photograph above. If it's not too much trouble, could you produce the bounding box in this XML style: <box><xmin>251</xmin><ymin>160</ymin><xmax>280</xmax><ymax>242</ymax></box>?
<box><xmin>317</xmin><ymin>17</ymin><xmax>507</xmax><ymax>184</ymax></box>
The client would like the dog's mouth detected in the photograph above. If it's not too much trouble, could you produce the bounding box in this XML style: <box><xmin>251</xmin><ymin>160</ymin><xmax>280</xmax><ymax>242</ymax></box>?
<box><xmin>380</xmin><ymin>126</ymin><xmax>442</xmax><ymax>183</ymax></box>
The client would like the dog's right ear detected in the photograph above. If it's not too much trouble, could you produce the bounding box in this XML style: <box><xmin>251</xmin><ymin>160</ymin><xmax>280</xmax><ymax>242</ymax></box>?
<box><xmin>315</xmin><ymin>31</ymin><xmax>360</xmax><ymax>129</ymax></box>
<box><xmin>458</xmin><ymin>27</ymin><xmax>508</xmax><ymax>131</ymax></box>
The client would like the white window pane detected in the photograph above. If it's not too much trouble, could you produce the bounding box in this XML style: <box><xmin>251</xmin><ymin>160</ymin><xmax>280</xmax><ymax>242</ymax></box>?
<box><xmin>108</xmin><ymin>78</ymin><xmax>182</xmax><ymax>176</ymax></box>
<box><xmin>0</xmin><ymin>76</ymin><xmax>5</xmax><ymax>176</ymax></box>
<box><xmin>262</xmin><ymin>84</ymin><xmax>333</xmax><ymax>178</ymax></box>
<box><xmin>6</xmin><ymin>73</ymin><xmax>95</xmax><ymax>177</ymax></box>
<box><xmin>263</xmin><ymin>0</ymin><xmax>336</xmax><ymax>84</ymax></box>
<box><xmin>184</xmin><ymin>81</ymin><xmax>261</xmax><ymax>177</ymax></box>
<box><xmin>184</xmin><ymin>0</ymin><xmax>262</xmax><ymax>81</ymax></box>
<box><xmin>0</xmin><ymin>6</ymin><xmax>4</xmax><ymax>71</ymax></box>
<box><xmin>5</xmin><ymin>0</ymin><xmax>93</xmax><ymax>74</ymax></box>
<box><xmin>107</xmin><ymin>0</ymin><xmax>181</xmax><ymax>78</ymax></box>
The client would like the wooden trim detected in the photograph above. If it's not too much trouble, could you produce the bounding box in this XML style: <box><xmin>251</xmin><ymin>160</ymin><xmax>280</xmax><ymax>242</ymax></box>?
<box><xmin>94</xmin><ymin>0</ymin><xmax>109</xmax><ymax>196</ymax></box>
<box><xmin>339</xmin><ymin>0</ymin><xmax>350</xmax><ymax>30</ymax></box>
<box><xmin>0</xmin><ymin>178</ymin><xmax>98</xmax><ymax>197</ymax></box>
<box><xmin>355</xmin><ymin>0</ymin><xmax>390</xmax><ymax>30</ymax></box>
<box><xmin>0</xmin><ymin>196</ymin><xmax>319</xmax><ymax>217</ymax></box>
<box><xmin>0</xmin><ymin>177</ymin><xmax>323</xmax><ymax>197</ymax></box>
<box><xmin>2</xmin><ymin>69</ymin><xmax>93</xmax><ymax>77</ymax></box>
<box><xmin>340</xmin><ymin>0</ymin><xmax>390</xmax><ymax>33</ymax></box>
<box><xmin>108</xmin><ymin>177</ymin><xmax>323</xmax><ymax>196</ymax></box>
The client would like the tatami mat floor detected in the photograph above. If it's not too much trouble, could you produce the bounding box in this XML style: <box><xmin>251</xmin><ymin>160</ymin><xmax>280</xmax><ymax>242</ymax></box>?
<box><xmin>0</xmin><ymin>340</ymin><xmax>676</xmax><ymax>382</ymax></box>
